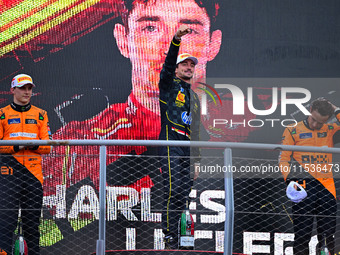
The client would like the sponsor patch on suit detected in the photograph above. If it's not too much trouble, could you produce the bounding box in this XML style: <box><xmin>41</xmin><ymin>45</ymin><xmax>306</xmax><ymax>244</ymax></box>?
<box><xmin>299</xmin><ymin>132</ymin><xmax>312</xmax><ymax>139</ymax></box>
<box><xmin>317</xmin><ymin>132</ymin><xmax>327</xmax><ymax>138</ymax></box>
<box><xmin>8</xmin><ymin>118</ymin><xmax>20</xmax><ymax>124</ymax></box>
<box><xmin>25</xmin><ymin>119</ymin><xmax>37</xmax><ymax>124</ymax></box>
<box><xmin>181</xmin><ymin>111</ymin><xmax>192</xmax><ymax>125</ymax></box>
<box><xmin>175</xmin><ymin>91</ymin><xmax>185</xmax><ymax>107</ymax></box>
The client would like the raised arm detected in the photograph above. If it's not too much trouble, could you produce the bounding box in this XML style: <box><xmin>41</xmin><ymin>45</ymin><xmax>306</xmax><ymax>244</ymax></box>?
<box><xmin>159</xmin><ymin>25</ymin><xmax>192</xmax><ymax>90</ymax></box>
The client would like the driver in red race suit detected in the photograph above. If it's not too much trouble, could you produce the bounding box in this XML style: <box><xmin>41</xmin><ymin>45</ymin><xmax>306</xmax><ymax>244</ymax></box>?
<box><xmin>43</xmin><ymin>94</ymin><xmax>160</xmax><ymax>195</ymax></box>
<box><xmin>279</xmin><ymin>98</ymin><xmax>340</xmax><ymax>255</ymax></box>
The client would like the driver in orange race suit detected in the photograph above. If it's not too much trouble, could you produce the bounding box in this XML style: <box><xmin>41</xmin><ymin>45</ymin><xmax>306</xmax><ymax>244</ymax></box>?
<box><xmin>0</xmin><ymin>74</ymin><xmax>52</xmax><ymax>255</ymax></box>
<box><xmin>279</xmin><ymin>98</ymin><xmax>340</xmax><ymax>255</ymax></box>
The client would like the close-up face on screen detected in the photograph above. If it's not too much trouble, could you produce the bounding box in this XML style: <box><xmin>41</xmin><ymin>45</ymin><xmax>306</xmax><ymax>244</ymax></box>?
<box><xmin>114</xmin><ymin>0</ymin><xmax>222</xmax><ymax>113</ymax></box>
<box><xmin>1</xmin><ymin>0</ymin><xmax>340</xmax><ymax>254</ymax></box>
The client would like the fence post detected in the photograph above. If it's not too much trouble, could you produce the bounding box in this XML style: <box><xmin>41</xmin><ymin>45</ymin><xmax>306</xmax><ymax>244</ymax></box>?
<box><xmin>224</xmin><ymin>148</ymin><xmax>234</xmax><ymax>255</ymax></box>
<box><xmin>96</xmin><ymin>145</ymin><xmax>107</xmax><ymax>255</ymax></box>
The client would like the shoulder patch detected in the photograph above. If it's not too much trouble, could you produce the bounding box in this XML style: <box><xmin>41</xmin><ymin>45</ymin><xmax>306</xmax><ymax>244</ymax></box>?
<box><xmin>39</xmin><ymin>113</ymin><xmax>44</xmax><ymax>120</ymax></box>
<box><xmin>328</xmin><ymin>125</ymin><xmax>334</xmax><ymax>130</ymax></box>
<box><xmin>0</xmin><ymin>113</ymin><xmax>5</xmax><ymax>119</ymax></box>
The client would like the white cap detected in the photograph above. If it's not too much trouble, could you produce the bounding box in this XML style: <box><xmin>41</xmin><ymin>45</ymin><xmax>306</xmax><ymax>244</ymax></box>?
<box><xmin>286</xmin><ymin>181</ymin><xmax>307</xmax><ymax>203</ymax></box>
<box><xmin>176</xmin><ymin>53</ymin><xmax>198</xmax><ymax>65</ymax></box>
<box><xmin>11</xmin><ymin>74</ymin><xmax>35</xmax><ymax>88</ymax></box>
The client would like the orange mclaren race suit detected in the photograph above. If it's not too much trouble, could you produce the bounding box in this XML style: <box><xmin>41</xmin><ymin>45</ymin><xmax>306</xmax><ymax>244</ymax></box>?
<box><xmin>0</xmin><ymin>102</ymin><xmax>51</xmax><ymax>255</ymax></box>
<box><xmin>158</xmin><ymin>37</ymin><xmax>201</xmax><ymax>242</ymax></box>
<box><xmin>279</xmin><ymin>110</ymin><xmax>340</xmax><ymax>255</ymax></box>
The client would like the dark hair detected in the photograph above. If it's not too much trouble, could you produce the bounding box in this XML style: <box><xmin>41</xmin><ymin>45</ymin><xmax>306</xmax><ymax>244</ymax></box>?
<box><xmin>311</xmin><ymin>98</ymin><xmax>334</xmax><ymax>117</ymax></box>
<box><xmin>117</xmin><ymin>0</ymin><xmax>220</xmax><ymax>30</ymax></box>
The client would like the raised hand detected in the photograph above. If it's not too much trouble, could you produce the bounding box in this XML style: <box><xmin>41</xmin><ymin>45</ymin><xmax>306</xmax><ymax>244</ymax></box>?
<box><xmin>175</xmin><ymin>25</ymin><xmax>192</xmax><ymax>39</ymax></box>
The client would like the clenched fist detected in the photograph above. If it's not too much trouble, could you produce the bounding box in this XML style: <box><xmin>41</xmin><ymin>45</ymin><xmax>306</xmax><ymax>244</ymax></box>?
<box><xmin>175</xmin><ymin>25</ymin><xmax>192</xmax><ymax>39</ymax></box>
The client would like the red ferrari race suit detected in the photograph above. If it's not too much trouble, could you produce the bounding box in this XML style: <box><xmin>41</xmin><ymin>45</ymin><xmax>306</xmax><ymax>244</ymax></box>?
<box><xmin>0</xmin><ymin>102</ymin><xmax>51</xmax><ymax>255</ymax></box>
<box><xmin>43</xmin><ymin>94</ymin><xmax>161</xmax><ymax>196</ymax></box>
<box><xmin>279</xmin><ymin>110</ymin><xmax>340</xmax><ymax>255</ymax></box>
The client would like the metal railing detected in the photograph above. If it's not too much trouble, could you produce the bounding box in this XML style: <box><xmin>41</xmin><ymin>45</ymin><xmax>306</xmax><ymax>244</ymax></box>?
<box><xmin>2</xmin><ymin>139</ymin><xmax>340</xmax><ymax>255</ymax></box>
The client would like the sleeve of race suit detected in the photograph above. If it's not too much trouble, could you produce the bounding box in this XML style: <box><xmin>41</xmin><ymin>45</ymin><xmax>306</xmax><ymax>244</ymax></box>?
<box><xmin>0</xmin><ymin>108</ymin><xmax>16</xmax><ymax>154</ymax></box>
<box><xmin>279</xmin><ymin>127</ymin><xmax>295</xmax><ymax>182</ymax></box>
<box><xmin>35</xmin><ymin>110</ymin><xmax>52</xmax><ymax>154</ymax></box>
<box><xmin>332</xmin><ymin>109</ymin><xmax>340</xmax><ymax>144</ymax></box>
<box><xmin>158</xmin><ymin>37</ymin><xmax>181</xmax><ymax>91</ymax></box>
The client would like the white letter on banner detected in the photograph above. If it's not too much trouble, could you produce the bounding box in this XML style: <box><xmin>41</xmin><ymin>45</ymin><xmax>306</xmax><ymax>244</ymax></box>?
<box><xmin>141</xmin><ymin>188</ymin><xmax>161</xmax><ymax>222</ymax></box>
<box><xmin>248</xmin><ymin>87</ymin><xmax>278</xmax><ymax>115</ymax></box>
<box><xmin>243</xmin><ymin>232</ymin><xmax>270</xmax><ymax>254</ymax></box>
<box><xmin>200</xmin><ymin>190</ymin><xmax>225</xmax><ymax>223</ymax></box>
<box><xmin>215</xmin><ymin>84</ymin><xmax>245</xmax><ymax>115</ymax></box>
<box><xmin>274</xmin><ymin>233</ymin><xmax>293</xmax><ymax>255</ymax></box>
<box><xmin>281</xmin><ymin>87</ymin><xmax>311</xmax><ymax>116</ymax></box>
<box><xmin>43</xmin><ymin>184</ymin><xmax>67</xmax><ymax>219</ymax></box>
<box><xmin>68</xmin><ymin>185</ymin><xmax>99</xmax><ymax>219</ymax></box>
<box><xmin>106</xmin><ymin>187</ymin><xmax>139</xmax><ymax>221</ymax></box>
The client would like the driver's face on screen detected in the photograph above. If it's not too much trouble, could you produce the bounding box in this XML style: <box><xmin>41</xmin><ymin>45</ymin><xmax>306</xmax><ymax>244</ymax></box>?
<box><xmin>114</xmin><ymin>0</ymin><xmax>222</xmax><ymax>111</ymax></box>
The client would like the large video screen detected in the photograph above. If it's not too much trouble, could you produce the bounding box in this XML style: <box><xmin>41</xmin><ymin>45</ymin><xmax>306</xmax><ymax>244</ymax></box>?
<box><xmin>1</xmin><ymin>0</ymin><xmax>340</xmax><ymax>254</ymax></box>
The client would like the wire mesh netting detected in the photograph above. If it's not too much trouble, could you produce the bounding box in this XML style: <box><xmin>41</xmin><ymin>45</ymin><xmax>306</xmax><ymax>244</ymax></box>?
<box><xmin>233</xmin><ymin>157</ymin><xmax>340</xmax><ymax>255</ymax></box>
<box><xmin>0</xmin><ymin>148</ymin><xmax>339</xmax><ymax>254</ymax></box>
<box><xmin>39</xmin><ymin>149</ymin><xmax>226</xmax><ymax>254</ymax></box>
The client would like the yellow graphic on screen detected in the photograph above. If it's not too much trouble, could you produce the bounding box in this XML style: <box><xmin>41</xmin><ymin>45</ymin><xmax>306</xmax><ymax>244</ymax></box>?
<box><xmin>0</xmin><ymin>0</ymin><xmax>101</xmax><ymax>57</ymax></box>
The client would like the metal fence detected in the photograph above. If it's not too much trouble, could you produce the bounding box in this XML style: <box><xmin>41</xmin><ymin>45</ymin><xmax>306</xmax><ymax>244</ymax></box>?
<box><xmin>1</xmin><ymin>140</ymin><xmax>340</xmax><ymax>255</ymax></box>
